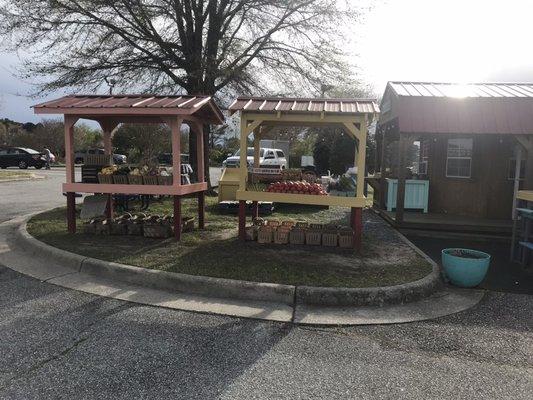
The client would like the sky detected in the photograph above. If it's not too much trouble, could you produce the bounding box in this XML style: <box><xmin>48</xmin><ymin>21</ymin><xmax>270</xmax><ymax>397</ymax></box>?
<box><xmin>1</xmin><ymin>0</ymin><xmax>533</xmax><ymax>123</ymax></box>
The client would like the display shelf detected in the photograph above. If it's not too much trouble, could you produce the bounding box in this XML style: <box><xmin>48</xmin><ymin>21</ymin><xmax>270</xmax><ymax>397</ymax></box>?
<box><xmin>63</xmin><ymin>182</ymin><xmax>207</xmax><ymax>196</ymax></box>
<box><xmin>236</xmin><ymin>190</ymin><xmax>366</xmax><ymax>207</ymax></box>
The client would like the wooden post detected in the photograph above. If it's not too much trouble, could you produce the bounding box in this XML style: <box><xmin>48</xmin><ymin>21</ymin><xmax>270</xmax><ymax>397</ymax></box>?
<box><xmin>352</xmin><ymin>207</ymin><xmax>362</xmax><ymax>251</ymax></box>
<box><xmin>64</xmin><ymin>116</ymin><xmax>78</xmax><ymax>233</ymax></box>
<box><xmin>253</xmin><ymin>129</ymin><xmax>261</xmax><ymax>168</ymax></box>
<box><xmin>252</xmin><ymin>201</ymin><xmax>259</xmax><ymax>219</ymax></box>
<box><xmin>356</xmin><ymin>118</ymin><xmax>367</xmax><ymax>199</ymax></box>
<box><xmin>195</xmin><ymin>122</ymin><xmax>205</xmax><ymax>183</ymax></box>
<box><xmin>379</xmin><ymin>130</ymin><xmax>388</xmax><ymax>210</ymax></box>
<box><xmin>513</xmin><ymin>144</ymin><xmax>523</xmax><ymax>220</ymax></box>
<box><xmin>99</xmin><ymin>119</ymin><xmax>118</xmax><ymax>220</ymax></box>
<box><xmin>395</xmin><ymin>134</ymin><xmax>410</xmax><ymax>224</ymax></box>
<box><xmin>67</xmin><ymin>192</ymin><xmax>76</xmax><ymax>234</ymax></box>
<box><xmin>174</xmin><ymin>195</ymin><xmax>181</xmax><ymax>241</ymax></box>
<box><xmin>170</xmin><ymin>118</ymin><xmax>183</xmax><ymax>186</ymax></box>
<box><xmin>239</xmin><ymin>117</ymin><xmax>248</xmax><ymax>191</ymax></box>
<box><xmin>198</xmin><ymin>191</ymin><xmax>205</xmax><ymax>229</ymax></box>
<box><xmin>238</xmin><ymin>200</ymin><xmax>246</xmax><ymax>240</ymax></box>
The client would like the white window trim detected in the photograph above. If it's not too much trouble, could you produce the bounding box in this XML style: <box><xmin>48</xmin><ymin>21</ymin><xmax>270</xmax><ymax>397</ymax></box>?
<box><xmin>445</xmin><ymin>138</ymin><xmax>472</xmax><ymax>179</ymax></box>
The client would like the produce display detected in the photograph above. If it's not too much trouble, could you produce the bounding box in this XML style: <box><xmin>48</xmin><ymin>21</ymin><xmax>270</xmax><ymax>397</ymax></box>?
<box><xmin>265</xmin><ymin>181</ymin><xmax>327</xmax><ymax>195</ymax></box>
<box><xmin>95</xmin><ymin>164</ymin><xmax>194</xmax><ymax>185</ymax></box>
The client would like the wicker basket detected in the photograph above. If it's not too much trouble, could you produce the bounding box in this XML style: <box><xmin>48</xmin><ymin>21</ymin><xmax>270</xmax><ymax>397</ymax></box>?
<box><xmin>95</xmin><ymin>222</ymin><xmax>111</xmax><ymax>235</ymax></box>
<box><xmin>309</xmin><ymin>223</ymin><xmax>324</xmax><ymax>230</ymax></box>
<box><xmin>266</xmin><ymin>219</ymin><xmax>281</xmax><ymax>228</ymax></box>
<box><xmin>110</xmin><ymin>222</ymin><xmax>128</xmax><ymax>235</ymax></box>
<box><xmin>113</xmin><ymin>175</ymin><xmax>129</xmax><ymax>185</ymax></box>
<box><xmin>143</xmin><ymin>223</ymin><xmax>171</xmax><ymax>238</ymax></box>
<box><xmin>289</xmin><ymin>229</ymin><xmax>306</xmax><ymax>245</ymax></box>
<box><xmin>295</xmin><ymin>221</ymin><xmax>309</xmax><ymax>229</ymax></box>
<box><xmin>82</xmin><ymin>222</ymin><xmax>96</xmax><ymax>234</ymax></box>
<box><xmin>158</xmin><ymin>175</ymin><xmax>173</xmax><ymax>186</ymax></box>
<box><xmin>338</xmin><ymin>232</ymin><xmax>354</xmax><ymax>248</ymax></box>
<box><xmin>86</xmin><ymin>154</ymin><xmax>112</xmax><ymax>166</ymax></box>
<box><xmin>257</xmin><ymin>226</ymin><xmax>274</xmax><ymax>244</ymax></box>
<box><xmin>274</xmin><ymin>229</ymin><xmax>290</xmax><ymax>244</ymax></box>
<box><xmin>143</xmin><ymin>175</ymin><xmax>159</xmax><ymax>186</ymax></box>
<box><xmin>245</xmin><ymin>226</ymin><xmax>258</xmax><ymax>241</ymax></box>
<box><xmin>182</xmin><ymin>217</ymin><xmax>195</xmax><ymax>232</ymax></box>
<box><xmin>97</xmin><ymin>173</ymin><xmax>114</xmax><ymax>184</ymax></box>
<box><xmin>322</xmin><ymin>232</ymin><xmax>338</xmax><ymax>247</ymax></box>
<box><xmin>127</xmin><ymin>222</ymin><xmax>143</xmax><ymax>236</ymax></box>
<box><xmin>305</xmin><ymin>231</ymin><xmax>322</xmax><ymax>246</ymax></box>
<box><xmin>128</xmin><ymin>175</ymin><xmax>143</xmax><ymax>185</ymax></box>
<box><xmin>281</xmin><ymin>220</ymin><xmax>296</xmax><ymax>228</ymax></box>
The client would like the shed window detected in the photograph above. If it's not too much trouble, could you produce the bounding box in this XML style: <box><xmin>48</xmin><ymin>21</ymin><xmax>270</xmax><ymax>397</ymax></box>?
<box><xmin>446</xmin><ymin>138</ymin><xmax>472</xmax><ymax>178</ymax></box>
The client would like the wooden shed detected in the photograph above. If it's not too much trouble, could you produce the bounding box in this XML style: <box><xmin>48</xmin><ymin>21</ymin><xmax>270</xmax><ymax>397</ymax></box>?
<box><xmin>373</xmin><ymin>82</ymin><xmax>533</xmax><ymax>234</ymax></box>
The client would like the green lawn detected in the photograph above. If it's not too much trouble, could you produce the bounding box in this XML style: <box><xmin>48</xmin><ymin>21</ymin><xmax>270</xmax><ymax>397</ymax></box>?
<box><xmin>27</xmin><ymin>196</ymin><xmax>431</xmax><ymax>288</ymax></box>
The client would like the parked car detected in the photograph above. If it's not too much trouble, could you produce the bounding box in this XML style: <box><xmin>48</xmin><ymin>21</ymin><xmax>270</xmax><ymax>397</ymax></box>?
<box><xmin>0</xmin><ymin>147</ymin><xmax>46</xmax><ymax>169</ymax></box>
<box><xmin>74</xmin><ymin>148</ymin><xmax>127</xmax><ymax>164</ymax></box>
<box><xmin>222</xmin><ymin>147</ymin><xmax>287</xmax><ymax>169</ymax></box>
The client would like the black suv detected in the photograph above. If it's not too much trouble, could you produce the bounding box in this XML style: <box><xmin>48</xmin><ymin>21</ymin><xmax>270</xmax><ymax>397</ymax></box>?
<box><xmin>0</xmin><ymin>147</ymin><xmax>46</xmax><ymax>169</ymax></box>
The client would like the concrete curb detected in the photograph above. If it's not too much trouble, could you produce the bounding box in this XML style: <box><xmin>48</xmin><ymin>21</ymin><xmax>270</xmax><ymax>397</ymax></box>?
<box><xmin>18</xmin><ymin>214</ymin><xmax>442</xmax><ymax>308</ymax></box>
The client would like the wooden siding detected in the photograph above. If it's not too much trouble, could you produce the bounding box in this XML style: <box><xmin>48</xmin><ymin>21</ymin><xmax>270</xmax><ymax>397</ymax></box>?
<box><xmin>425</xmin><ymin>134</ymin><xmax>515</xmax><ymax>220</ymax></box>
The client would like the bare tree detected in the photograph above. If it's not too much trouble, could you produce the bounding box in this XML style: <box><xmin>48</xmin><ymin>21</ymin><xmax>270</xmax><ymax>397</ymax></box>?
<box><xmin>0</xmin><ymin>0</ymin><xmax>365</xmax><ymax>188</ymax></box>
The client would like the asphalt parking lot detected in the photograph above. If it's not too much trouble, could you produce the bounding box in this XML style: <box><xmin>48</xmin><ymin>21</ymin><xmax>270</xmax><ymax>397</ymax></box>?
<box><xmin>0</xmin><ymin>171</ymin><xmax>531</xmax><ymax>399</ymax></box>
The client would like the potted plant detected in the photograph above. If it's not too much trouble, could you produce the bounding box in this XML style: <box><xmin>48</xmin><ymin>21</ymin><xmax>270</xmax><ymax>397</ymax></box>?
<box><xmin>441</xmin><ymin>248</ymin><xmax>491</xmax><ymax>287</ymax></box>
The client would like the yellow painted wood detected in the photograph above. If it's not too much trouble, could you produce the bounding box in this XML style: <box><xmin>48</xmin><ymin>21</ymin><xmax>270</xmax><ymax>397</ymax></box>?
<box><xmin>236</xmin><ymin>190</ymin><xmax>366</xmax><ymax>208</ymax></box>
<box><xmin>253</xmin><ymin>129</ymin><xmax>260</xmax><ymax>168</ymax></box>
<box><xmin>517</xmin><ymin>190</ymin><xmax>533</xmax><ymax>201</ymax></box>
<box><xmin>356</xmin><ymin>118</ymin><xmax>367</xmax><ymax>198</ymax></box>
<box><xmin>242</xmin><ymin>112</ymin><xmax>365</xmax><ymax>125</ymax></box>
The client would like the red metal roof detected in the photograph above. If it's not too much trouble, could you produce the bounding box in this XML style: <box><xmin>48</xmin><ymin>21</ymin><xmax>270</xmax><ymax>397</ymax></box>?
<box><xmin>380</xmin><ymin>82</ymin><xmax>533</xmax><ymax>135</ymax></box>
<box><xmin>33</xmin><ymin>95</ymin><xmax>225</xmax><ymax>124</ymax></box>
<box><xmin>228</xmin><ymin>97</ymin><xmax>380</xmax><ymax>115</ymax></box>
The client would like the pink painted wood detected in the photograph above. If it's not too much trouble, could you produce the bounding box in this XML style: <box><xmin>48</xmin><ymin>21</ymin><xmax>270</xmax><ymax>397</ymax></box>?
<box><xmin>195</xmin><ymin>123</ymin><xmax>205</xmax><ymax>182</ymax></box>
<box><xmin>64</xmin><ymin>116</ymin><xmax>78</xmax><ymax>184</ymax></box>
<box><xmin>171</xmin><ymin>118</ymin><xmax>182</xmax><ymax>186</ymax></box>
<box><xmin>62</xmin><ymin>182</ymin><xmax>207</xmax><ymax>196</ymax></box>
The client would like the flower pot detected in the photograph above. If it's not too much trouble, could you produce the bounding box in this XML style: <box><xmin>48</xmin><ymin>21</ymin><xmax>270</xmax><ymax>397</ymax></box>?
<box><xmin>441</xmin><ymin>248</ymin><xmax>491</xmax><ymax>288</ymax></box>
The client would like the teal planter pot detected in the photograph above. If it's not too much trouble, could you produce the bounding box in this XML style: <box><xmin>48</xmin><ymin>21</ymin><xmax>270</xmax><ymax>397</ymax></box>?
<box><xmin>441</xmin><ymin>248</ymin><xmax>491</xmax><ymax>288</ymax></box>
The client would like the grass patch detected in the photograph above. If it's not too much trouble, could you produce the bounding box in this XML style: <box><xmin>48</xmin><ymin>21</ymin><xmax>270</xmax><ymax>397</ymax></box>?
<box><xmin>27</xmin><ymin>196</ymin><xmax>432</xmax><ymax>288</ymax></box>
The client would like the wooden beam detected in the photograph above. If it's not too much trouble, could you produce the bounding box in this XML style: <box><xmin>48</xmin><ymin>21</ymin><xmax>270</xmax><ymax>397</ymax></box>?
<box><xmin>239</xmin><ymin>116</ymin><xmax>248</xmax><ymax>191</ymax></box>
<box><xmin>395</xmin><ymin>134</ymin><xmax>413</xmax><ymax>224</ymax></box>
<box><xmin>379</xmin><ymin>130</ymin><xmax>388</xmax><ymax>209</ymax></box>
<box><xmin>64</xmin><ymin>115</ymin><xmax>78</xmax><ymax>184</ymax></box>
<box><xmin>243</xmin><ymin>119</ymin><xmax>263</xmax><ymax>136</ymax></box>
<box><xmin>242</xmin><ymin>112</ymin><xmax>366</xmax><ymax>125</ymax></box>
<box><xmin>342</xmin><ymin>122</ymin><xmax>362</xmax><ymax>141</ymax></box>
<box><xmin>169</xmin><ymin>118</ymin><xmax>183</xmax><ymax>186</ymax></box>
<box><xmin>253</xmin><ymin>128</ymin><xmax>261</xmax><ymax>168</ymax></box>
<box><xmin>356</xmin><ymin>119</ymin><xmax>367</xmax><ymax>198</ymax></box>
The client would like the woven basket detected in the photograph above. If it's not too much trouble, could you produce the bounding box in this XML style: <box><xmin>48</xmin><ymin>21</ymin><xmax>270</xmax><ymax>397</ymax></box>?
<box><xmin>143</xmin><ymin>223</ymin><xmax>171</xmax><ymax>238</ymax></box>
<box><xmin>245</xmin><ymin>226</ymin><xmax>258</xmax><ymax>241</ymax></box>
<box><xmin>274</xmin><ymin>229</ymin><xmax>290</xmax><ymax>244</ymax></box>
<box><xmin>127</xmin><ymin>222</ymin><xmax>143</xmax><ymax>236</ymax></box>
<box><xmin>158</xmin><ymin>175</ymin><xmax>173</xmax><ymax>186</ymax></box>
<box><xmin>128</xmin><ymin>175</ymin><xmax>143</xmax><ymax>185</ymax></box>
<box><xmin>281</xmin><ymin>220</ymin><xmax>296</xmax><ymax>228</ymax></box>
<box><xmin>338</xmin><ymin>233</ymin><xmax>354</xmax><ymax>248</ymax></box>
<box><xmin>143</xmin><ymin>175</ymin><xmax>159</xmax><ymax>186</ymax></box>
<box><xmin>97</xmin><ymin>173</ymin><xmax>114</xmax><ymax>184</ymax></box>
<box><xmin>305</xmin><ymin>231</ymin><xmax>322</xmax><ymax>246</ymax></box>
<box><xmin>182</xmin><ymin>217</ymin><xmax>195</xmax><ymax>232</ymax></box>
<box><xmin>113</xmin><ymin>175</ymin><xmax>129</xmax><ymax>185</ymax></box>
<box><xmin>95</xmin><ymin>222</ymin><xmax>111</xmax><ymax>235</ymax></box>
<box><xmin>110</xmin><ymin>222</ymin><xmax>128</xmax><ymax>235</ymax></box>
<box><xmin>266</xmin><ymin>219</ymin><xmax>281</xmax><ymax>228</ymax></box>
<box><xmin>309</xmin><ymin>223</ymin><xmax>324</xmax><ymax>230</ymax></box>
<box><xmin>289</xmin><ymin>229</ymin><xmax>306</xmax><ymax>245</ymax></box>
<box><xmin>82</xmin><ymin>222</ymin><xmax>96</xmax><ymax>234</ymax></box>
<box><xmin>257</xmin><ymin>226</ymin><xmax>273</xmax><ymax>244</ymax></box>
<box><xmin>295</xmin><ymin>221</ymin><xmax>309</xmax><ymax>229</ymax></box>
<box><xmin>322</xmin><ymin>232</ymin><xmax>338</xmax><ymax>247</ymax></box>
